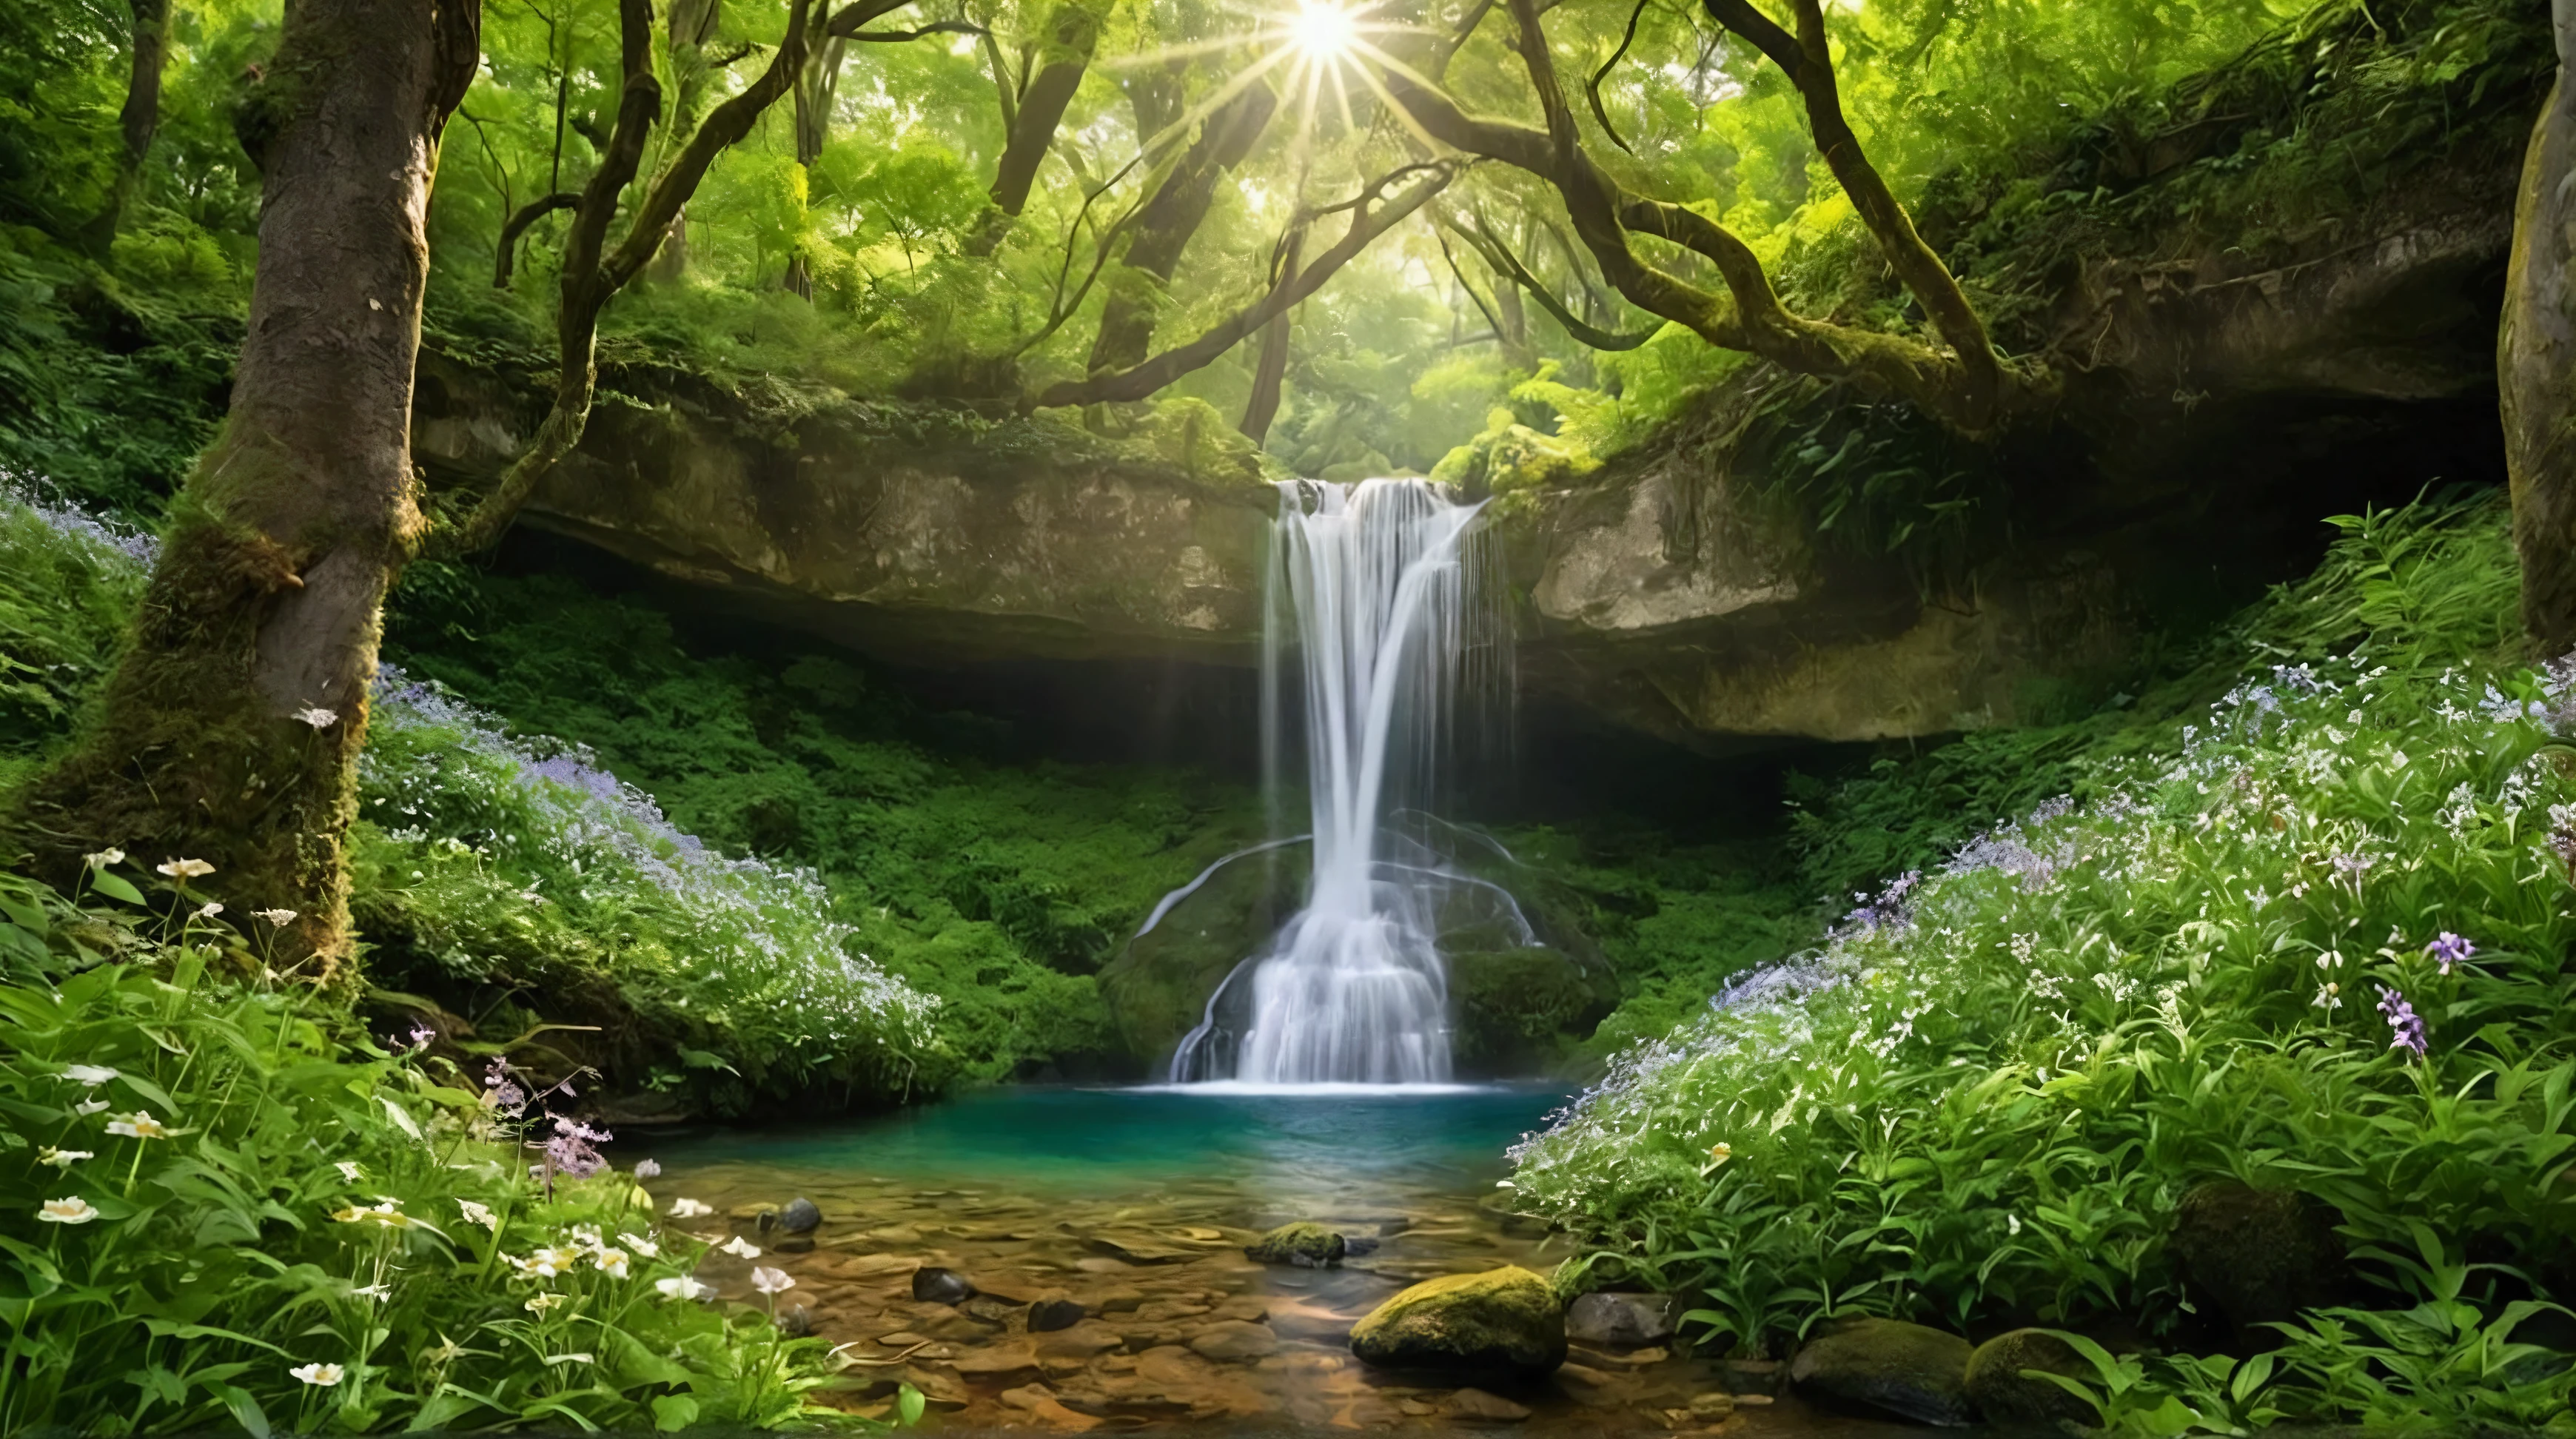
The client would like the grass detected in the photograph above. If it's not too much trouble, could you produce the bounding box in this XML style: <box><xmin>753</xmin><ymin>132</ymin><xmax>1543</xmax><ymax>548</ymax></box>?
<box><xmin>1509</xmin><ymin>492</ymin><xmax>2576</xmax><ymax>1427</ymax></box>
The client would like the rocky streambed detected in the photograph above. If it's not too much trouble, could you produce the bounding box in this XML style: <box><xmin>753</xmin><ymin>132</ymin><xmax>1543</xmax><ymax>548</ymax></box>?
<box><xmin>637</xmin><ymin>1086</ymin><xmax>1926</xmax><ymax>1436</ymax></box>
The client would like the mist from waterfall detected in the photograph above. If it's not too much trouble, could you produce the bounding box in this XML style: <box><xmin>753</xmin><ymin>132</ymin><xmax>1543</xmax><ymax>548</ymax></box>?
<box><xmin>1170</xmin><ymin>477</ymin><xmax>1509</xmax><ymax>1086</ymax></box>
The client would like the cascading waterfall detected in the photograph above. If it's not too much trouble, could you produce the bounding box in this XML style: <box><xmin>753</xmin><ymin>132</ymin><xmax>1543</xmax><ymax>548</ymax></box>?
<box><xmin>1170</xmin><ymin>477</ymin><xmax>1509</xmax><ymax>1086</ymax></box>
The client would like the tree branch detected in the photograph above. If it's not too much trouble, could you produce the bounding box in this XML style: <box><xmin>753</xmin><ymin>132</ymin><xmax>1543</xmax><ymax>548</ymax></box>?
<box><xmin>1446</xmin><ymin>211</ymin><xmax>1658</xmax><ymax>351</ymax></box>
<box><xmin>493</xmin><ymin>191</ymin><xmax>580</xmax><ymax>286</ymax></box>
<box><xmin>1031</xmin><ymin>161</ymin><xmax>1458</xmax><ymax>409</ymax></box>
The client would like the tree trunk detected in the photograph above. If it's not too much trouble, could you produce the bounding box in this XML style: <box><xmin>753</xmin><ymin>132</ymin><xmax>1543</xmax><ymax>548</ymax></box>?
<box><xmin>10</xmin><ymin>0</ymin><xmax>477</xmax><ymax>978</ymax></box>
<box><xmin>1241</xmin><ymin>229</ymin><xmax>1303</xmax><ymax>443</ymax></box>
<box><xmin>2506</xmin><ymin>0</ymin><xmax>2576</xmax><ymax>658</ymax></box>
<box><xmin>1087</xmin><ymin>82</ymin><xmax>1275</xmax><ymax>375</ymax></box>
<box><xmin>649</xmin><ymin>0</ymin><xmax>723</xmax><ymax>281</ymax></box>
<box><xmin>81</xmin><ymin>0</ymin><xmax>172</xmax><ymax>252</ymax></box>
<box><xmin>966</xmin><ymin>0</ymin><xmax>1102</xmax><ymax>255</ymax></box>
<box><xmin>785</xmin><ymin>33</ymin><xmax>847</xmax><ymax>298</ymax></box>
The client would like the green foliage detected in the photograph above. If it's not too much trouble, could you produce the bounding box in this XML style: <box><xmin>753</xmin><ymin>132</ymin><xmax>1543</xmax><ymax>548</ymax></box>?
<box><xmin>0</xmin><ymin>481</ymin><xmax>147</xmax><ymax>794</ymax></box>
<box><xmin>380</xmin><ymin>564</ymin><xmax>1269</xmax><ymax>1082</ymax></box>
<box><xmin>1509</xmin><ymin>496</ymin><xmax>2576</xmax><ymax>1432</ymax></box>
<box><xmin>0</xmin><ymin>865</ymin><xmax>865</xmax><ymax>1435</ymax></box>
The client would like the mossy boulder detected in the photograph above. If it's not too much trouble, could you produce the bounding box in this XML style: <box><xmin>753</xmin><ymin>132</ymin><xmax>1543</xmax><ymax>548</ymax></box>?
<box><xmin>1446</xmin><ymin>946</ymin><xmax>1613</xmax><ymax>1074</ymax></box>
<box><xmin>1963</xmin><ymin>1329</ymin><xmax>2096</xmax><ymax>1426</ymax></box>
<box><xmin>1096</xmin><ymin>843</ymin><xmax>1307</xmax><ymax>1067</ymax></box>
<box><xmin>1349</xmin><ymin>1266</ymin><xmax>1566</xmax><ymax>1381</ymax></box>
<box><xmin>1245</xmin><ymin>1221</ymin><xmax>1345</xmax><ymax>1267</ymax></box>
<box><xmin>1788</xmin><ymin>1317</ymin><xmax>1976</xmax><ymax>1426</ymax></box>
<box><xmin>2167</xmin><ymin>1182</ymin><xmax>2352</xmax><ymax>1344</ymax></box>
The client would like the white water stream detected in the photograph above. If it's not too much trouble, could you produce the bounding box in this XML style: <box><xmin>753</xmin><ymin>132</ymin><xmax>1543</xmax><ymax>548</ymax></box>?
<box><xmin>1169</xmin><ymin>477</ymin><xmax>1507</xmax><ymax>1085</ymax></box>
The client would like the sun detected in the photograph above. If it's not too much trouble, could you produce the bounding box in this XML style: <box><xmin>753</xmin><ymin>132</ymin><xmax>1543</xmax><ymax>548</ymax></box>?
<box><xmin>1284</xmin><ymin>0</ymin><xmax>1361</xmax><ymax>61</ymax></box>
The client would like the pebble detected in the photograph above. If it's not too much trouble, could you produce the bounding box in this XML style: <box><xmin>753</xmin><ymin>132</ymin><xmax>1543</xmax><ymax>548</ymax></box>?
<box><xmin>1030</xmin><ymin>1296</ymin><xmax>1087</xmax><ymax>1332</ymax></box>
<box><xmin>1187</xmin><ymin>1321</ymin><xmax>1280</xmax><ymax>1362</ymax></box>
<box><xmin>779</xmin><ymin>1197</ymin><xmax>822</xmax><ymax>1234</ymax></box>
<box><xmin>1448</xmin><ymin>1388</ymin><xmax>1533</xmax><ymax>1422</ymax></box>
<box><xmin>911</xmin><ymin>1267</ymin><xmax>974</xmax><ymax>1305</ymax></box>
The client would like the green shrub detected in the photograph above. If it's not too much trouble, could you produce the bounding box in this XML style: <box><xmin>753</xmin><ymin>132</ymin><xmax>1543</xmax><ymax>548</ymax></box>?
<box><xmin>1506</xmin><ymin>496</ymin><xmax>2576</xmax><ymax>1425</ymax></box>
<box><xmin>0</xmin><ymin>865</ymin><xmax>863</xmax><ymax>1435</ymax></box>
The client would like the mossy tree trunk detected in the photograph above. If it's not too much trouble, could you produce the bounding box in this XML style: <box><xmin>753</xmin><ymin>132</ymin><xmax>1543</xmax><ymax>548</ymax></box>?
<box><xmin>81</xmin><ymin>0</ymin><xmax>172</xmax><ymax>252</ymax></box>
<box><xmin>2504</xmin><ymin>0</ymin><xmax>2576</xmax><ymax>658</ymax></box>
<box><xmin>1086</xmin><ymin>81</ymin><xmax>1277</xmax><ymax>375</ymax></box>
<box><xmin>9</xmin><ymin>0</ymin><xmax>479</xmax><ymax>978</ymax></box>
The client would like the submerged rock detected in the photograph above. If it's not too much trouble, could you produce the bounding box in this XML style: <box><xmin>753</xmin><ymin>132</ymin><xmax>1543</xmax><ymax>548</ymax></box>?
<box><xmin>1788</xmin><ymin>1318</ymin><xmax>1976</xmax><ymax>1426</ymax></box>
<box><xmin>1964</xmin><ymin>1328</ymin><xmax>2098</xmax><ymax>1426</ymax></box>
<box><xmin>1245</xmin><ymin>1221</ymin><xmax>1345</xmax><ymax>1267</ymax></box>
<box><xmin>1030</xmin><ymin>1297</ymin><xmax>1087</xmax><ymax>1332</ymax></box>
<box><xmin>1564</xmin><ymin>1292</ymin><xmax>1674</xmax><ymax>1349</ymax></box>
<box><xmin>2168</xmin><ymin>1182</ymin><xmax>2352</xmax><ymax>1344</ymax></box>
<box><xmin>1189</xmin><ymin>1321</ymin><xmax>1281</xmax><ymax>1361</ymax></box>
<box><xmin>912</xmin><ymin>1266</ymin><xmax>976</xmax><ymax>1305</ymax></box>
<box><xmin>1349</xmin><ymin>1266</ymin><xmax>1566</xmax><ymax>1381</ymax></box>
<box><xmin>779</xmin><ymin>1197</ymin><xmax>822</xmax><ymax>1234</ymax></box>
<box><xmin>1446</xmin><ymin>1388</ymin><xmax>1534</xmax><ymax>1422</ymax></box>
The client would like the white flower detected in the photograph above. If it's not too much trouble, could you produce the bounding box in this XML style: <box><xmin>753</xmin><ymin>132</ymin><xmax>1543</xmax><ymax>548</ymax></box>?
<box><xmin>156</xmin><ymin>858</ymin><xmax>215</xmax><ymax>879</ymax></box>
<box><xmin>62</xmin><ymin>1064</ymin><xmax>117</xmax><ymax>1087</ymax></box>
<box><xmin>106</xmin><ymin>1110</ymin><xmax>170</xmax><ymax>1140</ymax></box>
<box><xmin>457</xmin><ymin>1198</ymin><xmax>497</xmax><ymax>1231</ymax></box>
<box><xmin>524</xmin><ymin>1292</ymin><xmax>564</xmax><ymax>1314</ymax></box>
<box><xmin>83</xmin><ymin>848</ymin><xmax>124</xmax><ymax>868</ymax></box>
<box><xmin>290</xmin><ymin>1363</ymin><xmax>344</xmax><ymax>1387</ymax></box>
<box><xmin>594</xmin><ymin>1248</ymin><xmax>631</xmax><ymax>1279</ymax></box>
<box><xmin>335</xmin><ymin>1161</ymin><xmax>364</xmax><ymax>1182</ymax></box>
<box><xmin>518</xmin><ymin>1246</ymin><xmax>578</xmax><ymax>1279</ymax></box>
<box><xmin>252</xmin><ymin>908</ymin><xmax>298</xmax><ymax>925</ymax></box>
<box><xmin>654</xmin><ymin>1276</ymin><xmax>712</xmax><ymax>1301</ymax></box>
<box><xmin>73</xmin><ymin>1099</ymin><xmax>108</xmax><ymax>1117</ymax></box>
<box><xmin>750</xmin><ymin>1265</ymin><xmax>794</xmax><ymax>1295</ymax></box>
<box><xmin>330</xmin><ymin>1200</ymin><xmax>412</xmax><ymax>1228</ymax></box>
<box><xmin>38</xmin><ymin>1148</ymin><xmax>92</xmax><ymax>1168</ymax></box>
<box><xmin>632</xmin><ymin>1159</ymin><xmax>662</xmax><ymax>1180</ymax></box>
<box><xmin>193</xmin><ymin>902</ymin><xmax>224</xmax><ymax>920</ymax></box>
<box><xmin>292</xmin><ymin>706</ymin><xmax>339</xmax><ymax>729</ymax></box>
<box><xmin>667</xmin><ymin>1198</ymin><xmax>713</xmax><ymax>1219</ymax></box>
<box><xmin>720</xmin><ymin>1235</ymin><xmax>761</xmax><ymax>1260</ymax></box>
<box><xmin>619</xmin><ymin>1232</ymin><xmax>660</xmax><ymax>1259</ymax></box>
<box><xmin>351</xmin><ymin>1282</ymin><xmax>392</xmax><ymax>1303</ymax></box>
<box><xmin>38</xmin><ymin>1197</ymin><xmax>99</xmax><ymax>1224</ymax></box>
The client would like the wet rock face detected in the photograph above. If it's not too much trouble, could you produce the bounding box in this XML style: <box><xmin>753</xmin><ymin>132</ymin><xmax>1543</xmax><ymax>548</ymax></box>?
<box><xmin>1788</xmin><ymin>1317</ymin><xmax>1977</xmax><ymax>1427</ymax></box>
<box><xmin>1349</xmin><ymin>1267</ymin><xmax>1568</xmax><ymax>1382</ymax></box>
<box><xmin>2167</xmin><ymin>1182</ymin><xmax>2352</xmax><ymax>1343</ymax></box>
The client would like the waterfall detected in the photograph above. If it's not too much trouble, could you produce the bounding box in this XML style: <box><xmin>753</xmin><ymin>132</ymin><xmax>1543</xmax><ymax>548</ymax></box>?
<box><xmin>1170</xmin><ymin>477</ymin><xmax>1508</xmax><ymax>1086</ymax></box>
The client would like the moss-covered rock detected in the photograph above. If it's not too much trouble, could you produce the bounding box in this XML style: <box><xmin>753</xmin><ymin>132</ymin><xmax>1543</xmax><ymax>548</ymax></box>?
<box><xmin>1788</xmin><ymin>1317</ymin><xmax>1976</xmax><ymax>1426</ymax></box>
<box><xmin>2167</xmin><ymin>1182</ymin><xmax>2352</xmax><ymax>1344</ymax></box>
<box><xmin>1348</xmin><ymin>1265</ymin><xmax>1566</xmax><ymax>1381</ymax></box>
<box><xmin>1096</xmin><ymin>842</ymin><xmax>1307</xmax><ymax>1066</ymax></box>
<box><xmin>1446</xmin><ymin>946</ymin><xmax>1612</xmax><ymax>1074</ymax></box>
<box><xmin>1244</xmin><ymin>1221</ymin><xmax>1344</xmax><ymax>1267</ymax></box>
<box><xmin>1962</xmin><ymin>1328</ymin><xmax>2096</xmax><ymax>1426</ymax></box>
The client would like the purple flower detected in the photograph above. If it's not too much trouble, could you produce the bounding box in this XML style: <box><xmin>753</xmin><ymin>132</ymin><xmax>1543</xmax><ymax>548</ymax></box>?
<box><xmin>544</xmin><ymin>1116</ymin><xmax>613</xmax><ymax>1181</ymax></box>
<box><xmin>2377</xmin><ymin>985</ymin><xmax>2427</xmax><ymax>1059</ymax></box>
<box><xmin>2425</xmin><ymin>933</ymin><xmax>2475</xmax><ymax>977</ymax></box>
<box><xmin>483</xmin><ymin>1059</ymin><xmax>528</xmax><ymax>1118</ymax></box>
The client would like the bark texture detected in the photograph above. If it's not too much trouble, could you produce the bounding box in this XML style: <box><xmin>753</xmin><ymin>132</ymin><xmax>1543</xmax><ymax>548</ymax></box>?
<box><xmin>966</xmin><ymin>0</ymin><xmax>1104</xmax><ymax>255</ymax></box>
<box><xmin>12</xmin><ymin>0</ymin><xmax>478</xmax><ymax>976</ymax></box>
<box><xmin>2506</xmin><ymin>0</ymin><xmax>2576</xmax><ymax>657</ymax></box>
<box><xmin>83</xmin><ymin>0</ymin><xmax>173</xmax><ymax>249</ymax></box>
<box><xmin>1086</xmin><ymin>82</ymin><xmax>1277</xmax><ymax>375</ymax></box>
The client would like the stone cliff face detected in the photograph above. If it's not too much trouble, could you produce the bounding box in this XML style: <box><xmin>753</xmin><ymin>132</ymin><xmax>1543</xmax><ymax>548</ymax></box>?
<box><xmin>412</xmin><ymin>161</ymin><xmax>2516</xmax><ymax>747</ymax></box>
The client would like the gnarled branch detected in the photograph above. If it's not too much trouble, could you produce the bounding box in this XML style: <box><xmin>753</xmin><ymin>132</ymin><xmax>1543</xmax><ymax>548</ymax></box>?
<box><xmin>1031</xmin><ymin>161</ymin><xmax>1459</xmax><ymax>409</ymax></box>
<box><xmin>493</xmin><ymin>190</ymin><xmax>580</xmax><ymax>286</ymax></box>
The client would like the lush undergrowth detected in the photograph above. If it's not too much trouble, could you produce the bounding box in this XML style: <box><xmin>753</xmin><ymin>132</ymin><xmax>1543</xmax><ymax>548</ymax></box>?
<box><xmin>0</xmin><ymin>488</ymin><xmax>944</xmax><ymax>1116</ymax></box>
<box><xmin>0</xmin><ymin>865</ymin><xmax>862</xmax><ymax>1435</ymax></box>
<box><xmin>379</xmin><ymin>562</ymin><xmax>1272</xmax><ymax>1085</ymax></box>
<box><xmin>1512</xmin><ymin>493</ymin><xmax>2576</xmax><ymax>1429</ymax></box>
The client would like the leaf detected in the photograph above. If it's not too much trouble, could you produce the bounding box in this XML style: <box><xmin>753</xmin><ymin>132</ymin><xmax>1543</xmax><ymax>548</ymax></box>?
<box><xmin>675</xmin><ymin>1046</ymin><xmax>738</xmax><ymax>1073</ymax></box>
<box><xmin>88</xmin><ymin>871</ymin><xmax>146</xmax><ymax>905</ymax></box>
<box><xmin>651</xmin><ymin>1394</ymin><xmax>700</xmax><ymax>1432</ymax></box>
<box><xmin>215</xmin><ymin>1382</ymin><xmax>271</xmax><ymax>1439</ymax></box>
<box><xmin>899</xmin><ymin>1382</ymin><xmax>927</xmax><ymax>1426</ymax></box>
<box><xmin>378</xmin><ymin>1094</ymin><xmax>426</xmax><ymax>1144</ymax></box>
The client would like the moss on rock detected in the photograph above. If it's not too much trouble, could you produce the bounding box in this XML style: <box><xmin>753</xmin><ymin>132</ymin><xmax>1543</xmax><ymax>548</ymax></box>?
<box><xmin>1244</xmin><ymin>1221</ymin><xmax>1344</xmax><ymax>1267</ymax></box>
<box><xmin>1962</xmin><ymin>1328</ymin><xmax>2096</xmax><ymax>1426</ymax></box>
<box><xmin>1788</xmin><ymin>1317</ymin><xmax>1976</xmax><ymax>1427</ymax></box>
<box><xmin>1349</xmin><ymin>1265</ymin><xmax>1566</xmax><ymax>1381</ymax></box>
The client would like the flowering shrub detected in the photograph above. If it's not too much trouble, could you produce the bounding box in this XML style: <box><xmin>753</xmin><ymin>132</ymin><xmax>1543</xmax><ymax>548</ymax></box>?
<box><xmin>1509</xmin><ymin>497</ymin><xmax>2576</xmax><ymax>1422</ymax></box>
<box><xmin>353</xmin><ymin>670</ymin><xmax>940</xmax><ymax>1107</ymax></box>
<box><xmin>0</xmin><ymin>871</ymin><xmax>867</xmax><ymax>1434</ymax></box>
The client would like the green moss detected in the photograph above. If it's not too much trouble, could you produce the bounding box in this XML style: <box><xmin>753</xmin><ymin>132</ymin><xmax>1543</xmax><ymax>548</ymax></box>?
<box><xmin>1348</xmin><ymin>1266</ymin><xmax>1567</xmax><ymax>1379</ymax></box>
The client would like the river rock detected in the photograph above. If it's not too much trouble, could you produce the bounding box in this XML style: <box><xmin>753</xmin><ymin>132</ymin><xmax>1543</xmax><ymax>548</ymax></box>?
<box><xmin>779</xmin><ymin>1197</ymin><xmax>822</xmax><ymax>1234</ymax></box>
<box><xmin>950</xmin><ymin>1343</ymin><xmax>1042</xmax><ymax>1380</ymax></box>
<box><xmin>2168</xmin><ymin>1182</ymin><xmax>2352</xmax><ymax>1343</ymax></box>
<box><xmin>1964</xmin><ymin>1328</ymin><xmax>2098</xmax><ymax>1426</ymax></box>
<box><xmin>1448</xmin><ymin>1388</ymin><xmax>1533</xmax><ymax>1422</ymax></box>
<box><xmin>1245</xmin><ymin>1221</ymin><xmax>1345</xmax><ymax>1267</ymax></box>
<box><xmin>913</xmin><ymin>1267</ymin><xmax>976</xmax><ymax>1305</ymax></box>
<box><xmin>1030</xmin><ymin>1297</ymin><xmax>1087</xmax><ymax>1332</ymax></box>
<box><xmin>1189</xmin><ymin>1321</ymin><xmax>1280</xmax><ymax>1362</ymax></box>
<box><xmin>1348</xmin><ymin>1266</ymin><xmax>1566</xmax><ymax>1381</ymax></box>
<box><xmin>771</xmin><ymin>1234</ymin><xmax>814</xmax><ymax>1254</ymax></box>
<box><xmin>1788</xmin><ymin>1318</ymin><xmax>1976</xmax><ymax>1426</ymax></box>
<box><xmin>1565</xmin><ymin>1292</ymin><xmax>1674</xmax><ymax>1348</ymax></box>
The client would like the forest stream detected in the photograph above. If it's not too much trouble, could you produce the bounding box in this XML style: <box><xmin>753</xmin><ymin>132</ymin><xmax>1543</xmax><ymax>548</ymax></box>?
<box><xmin>648</xmin><ymin>1087</ymin><xmax>1914</xmax><ymax>1436</ymax></box>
